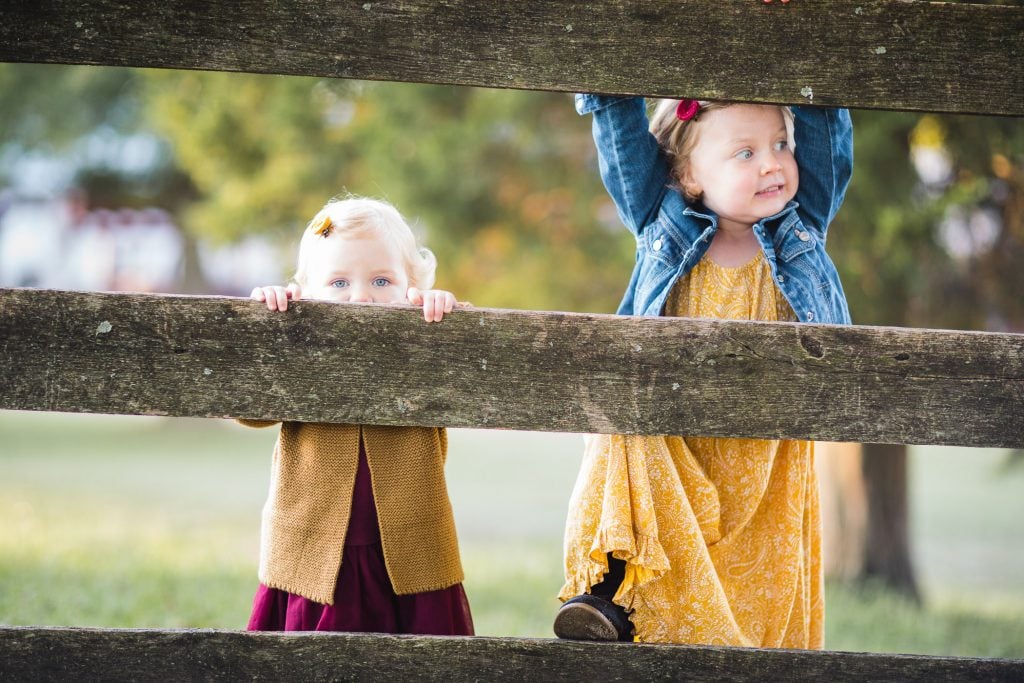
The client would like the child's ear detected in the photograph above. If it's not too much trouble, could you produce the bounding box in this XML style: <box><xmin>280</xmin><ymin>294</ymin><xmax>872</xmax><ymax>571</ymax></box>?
<box><xmin>680</xmin><ymin>167</ymin><xmax>702</xmax><ymax>201</ymax></box>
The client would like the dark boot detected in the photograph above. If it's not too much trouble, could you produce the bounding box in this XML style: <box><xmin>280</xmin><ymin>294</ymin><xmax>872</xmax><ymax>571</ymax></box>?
<box><xmin>553</xmin><ymin>594</ymin><xmax>633</xmax><ymax>641</ymax></box>
<box><xmin>554</xmin><ymin>555</ymin><xmax>633</xmax><ymax>641</ymax></box>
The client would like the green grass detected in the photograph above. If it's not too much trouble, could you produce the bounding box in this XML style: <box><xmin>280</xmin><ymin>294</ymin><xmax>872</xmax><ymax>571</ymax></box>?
<box><xmin>825</xmin><ymin>580</ymin><xmax>1024</xmax><ymax>659</ymax></box>
<box><xmin>1</xmin><ymin>411</ymin><xmax>1022</xmax><ymax>658</ymax></box>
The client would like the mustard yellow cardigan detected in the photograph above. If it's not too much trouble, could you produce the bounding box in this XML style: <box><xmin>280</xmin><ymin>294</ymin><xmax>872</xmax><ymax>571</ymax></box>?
<box><xmin>240</xmin><ymin>420</ymin><xmax>464</xmax><ymax>605</ymax></box>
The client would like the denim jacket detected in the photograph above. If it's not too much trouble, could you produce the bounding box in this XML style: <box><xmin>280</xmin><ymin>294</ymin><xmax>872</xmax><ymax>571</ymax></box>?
<box><xmin>576</xmin><ymin>95</ymin><xmax>853</xmax><ymax>324</ymax></box>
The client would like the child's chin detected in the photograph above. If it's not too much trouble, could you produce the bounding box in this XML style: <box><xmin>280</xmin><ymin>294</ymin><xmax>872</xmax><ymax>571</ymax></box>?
<box><xmin>756</xmin><ymin>196</ymin><xmax>790</xmax><ymax>215</ymax></box>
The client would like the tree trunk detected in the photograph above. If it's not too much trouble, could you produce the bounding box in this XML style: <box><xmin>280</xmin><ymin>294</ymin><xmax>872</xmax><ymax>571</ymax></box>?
<box><xmin>177</xmin><ymin>229</ymin><xmax>210</xmax><ymax>294</ymax></box>
<box><xmin>815</xmin><ymin>442</ymin><xmax>867</xmax><ymax>580</ymax></box>
<box><xmin>860</xmin><ymin>443</ymin><xmax>921</xmax><ymax>603</ymax></box>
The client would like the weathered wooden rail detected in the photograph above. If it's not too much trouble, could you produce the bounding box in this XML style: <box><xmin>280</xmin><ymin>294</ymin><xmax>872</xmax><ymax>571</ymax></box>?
<box><xmin>2</xmin><ymin>289</ymin><xmax>1023</xmax><ymax>448</ymax></box>
<box><xmin>1</xmin><ymin>0</ymin><xmax>1022</xmax><ymax>116</ymax></box>
<box><xmin>2</xmin><ymin>0</ymin><xmax>1024</xmax><ymax>681</ymax></box>
<box><xmin>1</xmin><ymin>627</ymin><xmax>1021</xmax><ymax>683</ymax></box>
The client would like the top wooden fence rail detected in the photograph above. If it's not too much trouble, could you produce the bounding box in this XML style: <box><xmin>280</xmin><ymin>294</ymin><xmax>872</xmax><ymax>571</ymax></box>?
<box><xmin>1</xmin><ymin>0</ymin><xmax>1022</xmax><ymax>116</ymax></box>
<box><xmin>2</xmin><ymin>288</ymin><xmax>1023</xmax><ymax>448</ymax></box>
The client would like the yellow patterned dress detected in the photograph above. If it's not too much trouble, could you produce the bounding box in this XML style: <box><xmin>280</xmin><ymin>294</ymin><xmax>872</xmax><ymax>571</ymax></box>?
<box><xmin>560</xmin><ymin>251</ymin><xmax>823</xmax><ymax>647</ymax></box>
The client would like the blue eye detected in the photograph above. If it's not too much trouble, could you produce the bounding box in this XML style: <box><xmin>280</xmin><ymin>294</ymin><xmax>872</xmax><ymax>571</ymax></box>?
<box><xmin>372</xmin><ymin>277</ymin><xmax>391</xmax><ymax>287</ymax></box>
<box><xmin>774</xmin><ymin>140</ymin><xmax>789</xmax><ymax>151</ymax></box>
<box><xmin>331</xmin><ymin>279</ymin><xmax>348</xmax><ymax>288</ymax></box>
<box><xmin>736</xmin><ymin>149</ymin><xmax>753</xmax><ymax>160</ymax></box>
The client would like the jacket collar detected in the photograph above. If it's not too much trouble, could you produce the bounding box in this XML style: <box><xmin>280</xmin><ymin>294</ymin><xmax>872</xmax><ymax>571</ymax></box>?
<box><xmin>681</xmin><ymin>200</ymin><xmax>800</xmax><ymax>232</ymax></box>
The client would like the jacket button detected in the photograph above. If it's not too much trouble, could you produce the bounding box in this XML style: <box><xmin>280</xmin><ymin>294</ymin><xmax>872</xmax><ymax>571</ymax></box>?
<box><xmin>797</xmin><ymin>230</ymin><xmax>811</xmax><ymax>241</ymax></box>
<box><xmin>777</xmin><ymin>274</ymin><xmax>785</xmax><ymax>284</ymax></box>
<box><xmin>806</xmin><ymin>311</ymin><xmax>815</xmax><ymax>321</ymax></box>
<box><xmin>652</xmin><ymin>238</ymin><xmax>663</xmax><ymax>251</ymax></box>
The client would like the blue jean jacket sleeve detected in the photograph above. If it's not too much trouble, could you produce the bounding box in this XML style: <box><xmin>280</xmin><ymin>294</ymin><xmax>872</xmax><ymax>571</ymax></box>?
<box><xmin>792</xmin><ymin>106</ymin><xmax>853</xmax><ymax>239</ymax></box>
<box><xmin>575</xmin><ymin>94</ymin><xmax>672</xmax><ymax>236</ymax></box>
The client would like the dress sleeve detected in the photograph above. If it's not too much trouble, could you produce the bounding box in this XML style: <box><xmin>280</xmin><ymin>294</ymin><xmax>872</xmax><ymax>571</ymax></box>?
<box><xmin>576</xmin><ymin>94</ymin><xmax>672</xmax><ymax>236</ymax></box>
<box><xmin>791</xmin><ymin>106</ymin><xmax>854</xmax><ymax>238</ymax></box>
<box><xmin>235</xmin><ymin>418</ymin><xmax>280</xmax><ymax>428</ymax></box>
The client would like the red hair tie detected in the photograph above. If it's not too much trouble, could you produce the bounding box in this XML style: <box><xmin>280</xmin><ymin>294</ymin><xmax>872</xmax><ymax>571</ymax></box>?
<box><xmin>675</xmin><ymin>98</ymin><xmax>700</xmax><ymax>121</ymax></box>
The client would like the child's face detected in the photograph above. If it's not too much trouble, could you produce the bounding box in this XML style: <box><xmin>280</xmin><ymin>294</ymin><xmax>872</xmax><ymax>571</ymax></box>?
<box><xmin>303</xmin><ymin>233</ymin><xmax>410</xmax><ymax>304</ymax></box>
<box><xmin>683</xmin><ymin>104</ymin><xmax>798</xmax><ymax>230</ymax></box>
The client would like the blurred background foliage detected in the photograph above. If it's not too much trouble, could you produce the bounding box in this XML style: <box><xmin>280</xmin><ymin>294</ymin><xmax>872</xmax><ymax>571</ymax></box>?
<box><xmin>2</xmin><ymin>63</ymin><xmax>1022</xmax><ymax>326</ymax></box>
<box><xmin>833</xmin><ymin>110</ymin><xmax>1024</xmax><ymax>331</ymax></box>
<box><xmin>1</xmin><ymin>65</ymin><xmax>632</xmax><ymax>311</ymax></box>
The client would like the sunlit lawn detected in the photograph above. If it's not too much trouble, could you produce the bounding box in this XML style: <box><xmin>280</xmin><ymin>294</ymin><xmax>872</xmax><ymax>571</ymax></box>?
<box><xmin>1</xmin><ymin>410</ymin><xmax>1022</xmax><ymax>658</ymax></box>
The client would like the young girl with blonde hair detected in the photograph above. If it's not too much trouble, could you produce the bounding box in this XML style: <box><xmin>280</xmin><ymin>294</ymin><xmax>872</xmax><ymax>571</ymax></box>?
<box><xmin>244</xmin><ymin>196</ymin><xmax>472</xmax><ymax>634</ymax></box>
<box><xmin>554</xmin><ymin>79</ymin><xmax>853</xmax><ymax>644</ymax></box>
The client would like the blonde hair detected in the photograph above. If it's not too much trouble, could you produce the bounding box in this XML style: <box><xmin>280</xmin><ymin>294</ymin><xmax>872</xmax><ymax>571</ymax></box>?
<box><xmin>293</xmin><ymin>197</ymin><xmax>437</xmax><ymax>289</ymax></box>
<box><xmin>648</xmin><ymin>99</ymin><xmax>796</xmax><ymax>201</ymax></box>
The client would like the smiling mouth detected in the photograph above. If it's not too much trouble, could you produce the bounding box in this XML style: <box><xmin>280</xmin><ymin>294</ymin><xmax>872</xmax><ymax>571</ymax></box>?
<box><xmin>756</xmin><ymin>185</ymin><xmax>784</xmax><ymax>196</ymax></box>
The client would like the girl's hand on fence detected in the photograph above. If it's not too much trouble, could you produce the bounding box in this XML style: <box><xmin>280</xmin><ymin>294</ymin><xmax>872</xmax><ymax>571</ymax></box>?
<box><xmin>407</xmin><ymin>287</ymin><xmax>457</xmax><ymax>323</ymax></box>
<box><xmin>251</xmin><ymin>284</ymin><xmax>301</xmax><ymax>312</ymax></box>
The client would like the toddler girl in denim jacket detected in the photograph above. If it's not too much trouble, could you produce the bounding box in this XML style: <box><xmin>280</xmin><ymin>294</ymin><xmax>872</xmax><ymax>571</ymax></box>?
<box><xmin>555</xmin><ymin>85</ymin><xmax>853</xmax><ymax>645</ymax></box>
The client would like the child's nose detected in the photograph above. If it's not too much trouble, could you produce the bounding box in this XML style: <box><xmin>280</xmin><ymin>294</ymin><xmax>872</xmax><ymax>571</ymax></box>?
<box><xmin>349</xmin><ymin>286</ymin><xmax>372</xmax><ymax>303</ymax></box>
<box><xmin>761</xmin><ymin>156</ymin><xmax>782</xmax><ymax>174</ymax></box>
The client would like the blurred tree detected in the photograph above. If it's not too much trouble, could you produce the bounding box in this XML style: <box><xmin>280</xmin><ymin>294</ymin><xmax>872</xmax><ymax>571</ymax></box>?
<box><xmin>0</xmin><ymin>64</ymin><xmax>138</xmax><ymax>151</ymax></box>
<box><xmin>1</xmin><ymin>65</ymin><xmax>634</xmax><ymax>308</ymax></box>
<box><xmin>140</xmin><ymin>73</ymin><xmax>634</xmax><ymax>311</ymax></box>
<box><xmin>829</xmin><ymin>108</ymin><xmax>1024</xmax><ymax>601</ymax></box>
<box><xmin>0</xmin><ymin>64</ymin><xmax>194</xmax><ymax>209</ymax></box>
<box><xmin>0</xmin><ymin>64</ymin><xmax>201</xmax><ymax>288</ymax></box>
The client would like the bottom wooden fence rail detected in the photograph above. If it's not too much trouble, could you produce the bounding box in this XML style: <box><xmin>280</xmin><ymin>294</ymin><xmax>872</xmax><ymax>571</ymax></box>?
<box><xmin>0</xmin><ymin>627</ymin><xmax>1021</xmax><ymax>682</ymax></box>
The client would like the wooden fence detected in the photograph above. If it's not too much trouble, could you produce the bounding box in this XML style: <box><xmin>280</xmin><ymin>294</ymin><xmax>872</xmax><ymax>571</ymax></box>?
<box><xmin>2</xmin><ymin>1</ymin><xmax>1023</xmax><ymax>680</ymax></box>
<box><xmin>2</xmin><ymin>290</ymin><xmax>1023</xmax><ymax>448</ymax></box>
<box><xmin>2</xmin><ymin>0</ymin><xmax>1022</xmax><ymax>115</ymax></box>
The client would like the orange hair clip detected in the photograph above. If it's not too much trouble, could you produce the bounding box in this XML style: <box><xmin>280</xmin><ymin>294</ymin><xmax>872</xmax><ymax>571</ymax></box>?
<box><xmin>311</xmin><ymin>214</ymin><xmax>333</xmax><ymax>237</ymax></box>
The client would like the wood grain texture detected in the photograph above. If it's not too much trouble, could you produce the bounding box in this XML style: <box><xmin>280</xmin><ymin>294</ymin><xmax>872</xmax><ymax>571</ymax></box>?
<box><xmin>0</xmin><ymin>0</ymin><xmax>1021</xmax><ymax>115</ymax></box>
<box><xmin>0</xmin><ymin>627</ymin><xmax>1021</xmax><ymax>682</ymax></box>
<box><xmin>2</xmin><ymin>288</ymin><xmax>1022</xmax><ymax>447</ymax></box>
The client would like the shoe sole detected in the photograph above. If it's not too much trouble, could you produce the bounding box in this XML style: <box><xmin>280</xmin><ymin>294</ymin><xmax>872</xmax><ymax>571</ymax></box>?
<box><xmin>553</xmin><ymin>602</ymin><xmax>620</xmax><ymax>641</ymax></box>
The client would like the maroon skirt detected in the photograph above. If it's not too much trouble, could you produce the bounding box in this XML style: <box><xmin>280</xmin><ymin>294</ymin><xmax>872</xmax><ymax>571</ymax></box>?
<box><xmin>247</xmin><ymin>440</ymin><xmax>473</xmax><ymax>635</ymax></box>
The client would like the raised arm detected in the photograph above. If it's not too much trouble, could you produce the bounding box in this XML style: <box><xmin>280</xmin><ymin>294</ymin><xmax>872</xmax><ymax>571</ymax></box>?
<box><xmin>792</xmin><ymin>106</ymin><xmax>854</xmax><ymax>239</ymax></box>
<box><xmin>575</xmin><ymin>95</ymin><xmax>673</xmax><ymax>236</ymax></box>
